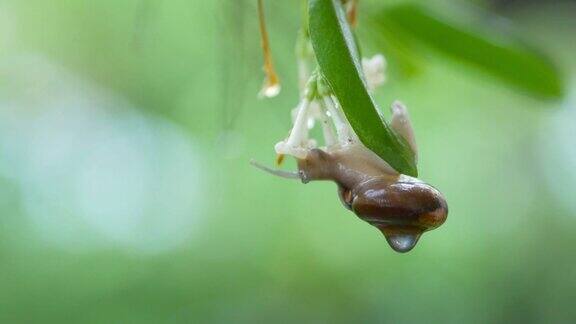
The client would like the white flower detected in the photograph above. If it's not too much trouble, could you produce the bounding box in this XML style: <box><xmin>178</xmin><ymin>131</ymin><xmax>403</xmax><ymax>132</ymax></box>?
<box><xmin>271</xmin><ymin>56</ymin><xmax>417</xmax><ymax>173</ymax></box>
<box><xmin>291</xmin><ymin>100</ymin><xmax>322</xmax><ymax>129</ymax></box>
<box><xmin>276</xmin><ymin>95</ymin><xmax>357</xmax><ymax>159</ymax></box>
<box><xmin>258</xmin><ymin>82</ymin><xmax>281</xmax><ymax>98</ymax></box>
<box><xmin>275</xmin><ymin>99</ymin><xmax>315</xmax><ymax>159</ymax></box>
<box><xmin>362</xmin><ymin>54</ymin><xmax>387</xmax><ymax>92</ymax></box>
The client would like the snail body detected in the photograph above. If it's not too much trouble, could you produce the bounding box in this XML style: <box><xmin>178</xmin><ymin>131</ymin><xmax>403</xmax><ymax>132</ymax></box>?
<box><xmin>250</xmin><ymin>90</ymin><xmax>448</xmax><ymax>253</ymax></box>
<box><xmin>296</xmin><ymin>145</ymin><xmax>448</xmax><ymax>253</ymax></box>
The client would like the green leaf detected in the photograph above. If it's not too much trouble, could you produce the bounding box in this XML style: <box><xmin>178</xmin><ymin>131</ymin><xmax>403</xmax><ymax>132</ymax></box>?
<box><xmin>308</xmin><ymin>0</ymin><xmax>418</xmax><ymax>176</ymax></box>
<box><xmin>377</xmin><ymin>3</ymin><xmax>564</xmax><ymax>99</ymax></box>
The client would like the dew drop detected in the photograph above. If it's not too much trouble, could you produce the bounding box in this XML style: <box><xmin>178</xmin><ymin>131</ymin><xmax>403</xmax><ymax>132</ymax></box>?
<box><xmin>381</xmin><ymin>229</ymin><xmax>422</xmax><ymax>253</ymax></box>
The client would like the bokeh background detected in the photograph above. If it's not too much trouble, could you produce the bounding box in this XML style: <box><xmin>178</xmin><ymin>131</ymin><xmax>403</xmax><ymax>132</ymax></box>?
<box><xmin>1</xmin><ymin>0</ymin><xmax>575</xmax><ymax>322</ymax></box>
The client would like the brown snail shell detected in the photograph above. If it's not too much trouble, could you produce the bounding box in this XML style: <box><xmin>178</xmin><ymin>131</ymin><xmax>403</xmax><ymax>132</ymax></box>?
<box><xmin>298</xmin><ymin>147</ymin><xmax>448</xmax><ymax>253</ymax></box>
<box><xmin>340</xmin><ymin>176</ymin><xmax>447</xmax><ymax>252</ymax></box>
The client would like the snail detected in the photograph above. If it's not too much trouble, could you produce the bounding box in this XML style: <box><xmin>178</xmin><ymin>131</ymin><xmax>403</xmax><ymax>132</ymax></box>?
<box><xmin>253</xmin><ymin>2</ymin><xmax>447</xmax><ymax>252</ymax></box>
<box><xmin>252</xmin><ymin>143</ymin><xmax>448</xmax><ymax>253</ymax></box>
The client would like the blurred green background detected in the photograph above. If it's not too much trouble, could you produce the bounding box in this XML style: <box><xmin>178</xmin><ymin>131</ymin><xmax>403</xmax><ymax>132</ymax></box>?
<box><xmin>0</xmin><ymin>0</ymin><xmax>575</xmax><ymax>323</ymax></box>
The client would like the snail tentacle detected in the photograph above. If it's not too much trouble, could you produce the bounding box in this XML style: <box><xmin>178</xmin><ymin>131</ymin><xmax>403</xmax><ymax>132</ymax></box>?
<box><xmin>390</xmin><ymin>100</ymin><xmax>418</xmax><ymax>160</ymax></box>
<box><xmin>250</xmin><ymin>160</ymin><xmax>303</xmax><ymax>181</ymax></box>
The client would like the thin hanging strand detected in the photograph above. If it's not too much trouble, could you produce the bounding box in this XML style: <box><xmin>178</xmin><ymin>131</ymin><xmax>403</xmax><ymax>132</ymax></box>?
<box><xmin>257</xmin><ymin>0</ymin><xmax>281</xmax><ymax>98</ymax></box>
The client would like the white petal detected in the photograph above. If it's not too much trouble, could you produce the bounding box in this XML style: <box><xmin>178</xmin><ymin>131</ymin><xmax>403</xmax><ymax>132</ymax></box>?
<box><xmin>362</xmin><ymin>54</ymin><xmax>387</xmax><ymax>91</ymax></box>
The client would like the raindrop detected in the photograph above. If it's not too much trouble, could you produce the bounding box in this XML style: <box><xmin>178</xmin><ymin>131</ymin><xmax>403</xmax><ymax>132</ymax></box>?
<box><xmin>380</xmin><ymin>228</ymin><xmax>422</xmax><ymax>253</ymax></box>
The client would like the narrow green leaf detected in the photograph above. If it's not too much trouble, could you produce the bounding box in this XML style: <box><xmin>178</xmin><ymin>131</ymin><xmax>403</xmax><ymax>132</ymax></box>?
<box><xmin>377</xmin><ymin>4</ymin><xmax>564</xmax><ymax>99</ymax></box>
<box><xmin>308</xmin><ymin>0</ymin><xmax>418</xmax><ymax>176</ymax></box>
